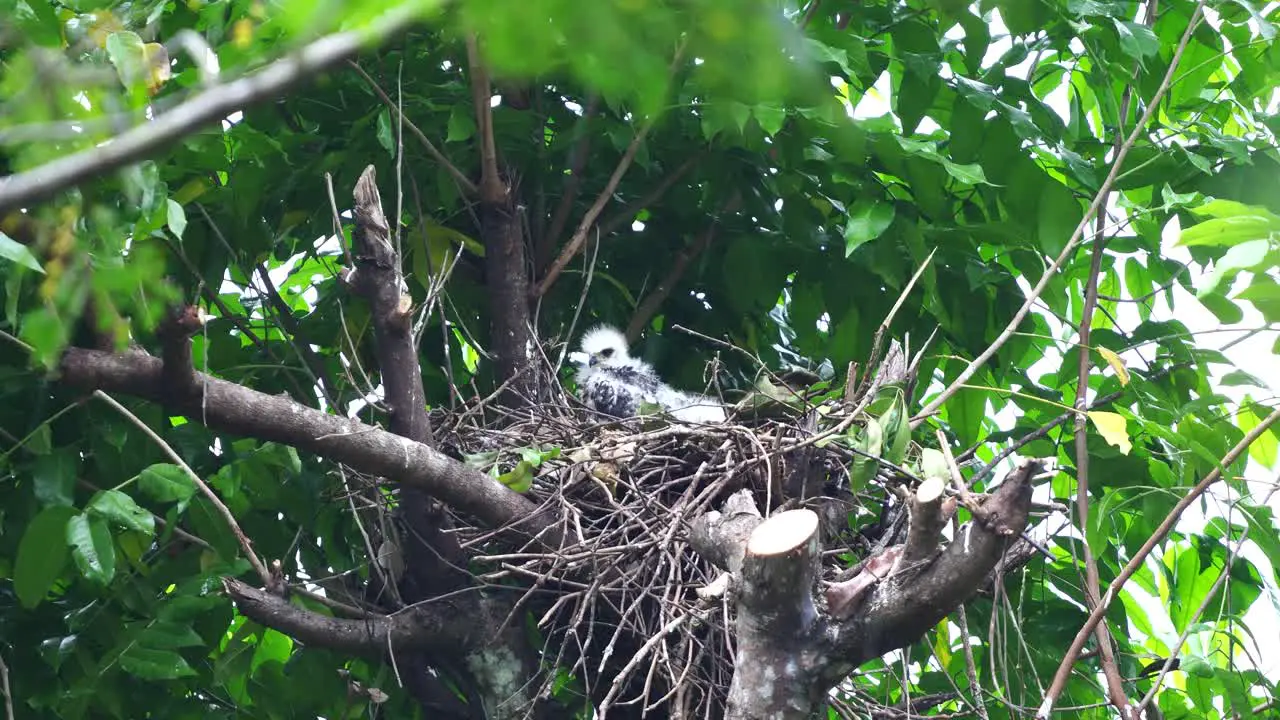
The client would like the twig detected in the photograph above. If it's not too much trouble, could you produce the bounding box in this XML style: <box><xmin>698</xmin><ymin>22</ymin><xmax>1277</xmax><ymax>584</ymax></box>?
<box><xmin>93</xmin><ymin>391</ymin><xmax>272</xmax><ymax>587</ymax></box>
<box><xmin>534</xmin><ymin>40</ymin><xmax>689</xmax><ymax>297</ymax></box>
<box><xmin>913</xmin><ymin>1</ymin><xmax>1206</xmax><ymax>423</ymax></box>
<box><xmin>1132</xmin><ymin>523</ymin><xmax>1240</xmax><ymax>716</ymax></box>
<box><xmin>0</xmin><ymin>5</ymin><xmax>424</xmax><ymax>212</ymax></box>
<box><xmin>347</xmin><ymin>61</ymin><xmax>477</xmax><ymax>197</ymax></box>
<box><xmin>626</xmin><ymin>192</ymin><xmax>740</xmax><ymax>342</ymax></box>
<box><xmin>1069</xmin><ymin>167</ymin><xmax>1132</xmax><ymax>717</ymax></box>
<box><xmin>595</xmin><ymin>153</ymin><xmax>702</xmax><ymax>239</ymax></box>
<box><xmin>0</xmin><ymin>652</ymin><xmax>12</xmax><ymax>720</ymax></box>
<box><xmin>540</xmin><ymin>94</ymin><xmax>601</xmax><ymax>268</ymax></box>
<box><xmin>1035</xmin><ymin>403</ymin><xmax>1279</xmax><ymax>718</ymax></box>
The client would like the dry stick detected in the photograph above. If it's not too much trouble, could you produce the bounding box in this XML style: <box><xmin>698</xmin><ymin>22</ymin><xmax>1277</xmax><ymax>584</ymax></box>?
<box><xmin>0</xmin><ymin>5</ymin><xmax>422</xmax><ymax>213</ymax></box>
<box><xmin>347</xmin><ymin>61</ymin><xmax>477</xmax><ymax>197</ymax></box>
<box><xmin>1035</xmin><ymin>404</ymin><xmax>1280</xmax><ymax>718</ymax></box>
<box><xmin>93</xmin><ymin>390</ymin><xmax>273</xmax><ymax>587</ymax></box>
<box><xmin>912</xmin><ymin>1</ymin><xmax>1206</xmax><ymax>424</ymax></box>
<box><xmin>534</xmin><ymin>39</ymin><xmax>688</xmax><ymax>297</ymax></box>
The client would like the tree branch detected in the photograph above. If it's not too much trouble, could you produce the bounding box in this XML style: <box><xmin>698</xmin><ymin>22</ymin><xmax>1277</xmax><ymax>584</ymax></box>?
<box><xmin>912</xmin><ymin>1</ymin><xmax>1206</xmax><ymax>422</ymax></box>
<box><xmin>533</xmin><ymin>118</ymin><xmax>654</xmax><ymax>297</ymax></box>
<box><xmin>0</xmin><ymin>7</ymin><xmax>424</xmax><ymax>213</ymax></box>
<box><xmin>1036</xmin><ymin>405</ymin><xmax>1280</xmax><ymax>718</ymax></box>
<box><xmin>539</xmin><ymin>94</ymin><xmax>600</xmax><ymax>272</ymax></box>
<box><xmin>594</xmin><ymin>152</ymin><xmax>701</xmax><ymax>239</ymax></box>
<box><xmin>625</xmin><ymin>191</ymin><xmax>738</xmax><ymax>342</ymax></box>
<box><xmin>350</xmin><ymin>165</ymin><xmax>468</xmax><ymax>592</ymax></box>
<box><xmin>56</xmin><ymin>346</ymin><xmax>554</xmax><ymax>538</ymax></box>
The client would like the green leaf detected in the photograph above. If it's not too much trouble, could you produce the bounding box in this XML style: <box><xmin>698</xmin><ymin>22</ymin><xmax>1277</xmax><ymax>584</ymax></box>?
<box><xmin>376</xmin><ymin>109</ymin><xmax>395</xmax><ymax>155</ymax></box>
<box><xmin>119</xmin><ymin>646</ymin><xmax>198</xmax><ymax>680</ymax></box>
<box><xmin>14</xmin><ymin>506</ymin><xmax>75</xmax><ymax>608</ymax></box>
<box><xmin>1197</xmin><ymin>293</ymin><xmax>1244</xmax><ymax>324</ymax></box>
<box><xmin>250</xmin><ymin>628</ymin><xmax>294</xmax><ymax>671</ymax></box>
<box><xmin>1234</xmin><ymin>279</ymin><xmax>1280</xmax><ymax>322</ymax></box>
<box><xmin>0</xmin><ymin>231</ymin><xmax>45</xmax><ymax>272</ymax></box>
<box><xmin>1113</xmin><ymin>20</ymin><xmax>1160</xmax><ymax>61</ymax></box>
<box><xmin>1177</xmin><ymin>216</ymin><xmax>1280</xmax><ymax>248</ymax></box>
<box><xmin>104</xmin><ymin>31</ymin><xmax>149</xmax><ymax>91</ymax></box>
<box><xmin>848</xmin><ymin>418</ymin><xmax>883</xmax><ymax>493</ymax></box>
<box><xmin>447</xmin><ymin>106</ymin><xmax>477</xmax><ymax>142</ymax></box>
<box><xmin>1197</xmin><ymin>238</ymin><xmax>1269</xmax><ymax>297</ymax></box>
<box><xmin>136</xmin><ymin>464</ymin><xmax>197</xmax><ymax>503</ymax></box>
<box><xmin>920</xmin><ymin>448</ymin><xmax>950</xmax><ymax>482</ymax></box>
<box><xmin>844</xmin><ymin>201</ymin><xmax>895</xmax><ymax>257</ymax></box>
<box><xmin>33</xmin><ymin>449</ymin><xmax>77</xmax><ymax>507</ymax></box>
<box><xmin>498</xmin><ymin>460</ymin><xmax>535</xmax><ymax>493</ymax></box>
<box><xmin>1236</xmin><ymin>403</ymin><xmax>1278</xmax><ymax>468</ymax></box>
<box><xmin>88</xmin><ymin>490</ymin><xmax>156</xmax><ymax>536</ymax></box>
<box><xmin>66</xmin><ymin>513</ymin><xmax>116</xmax><ymax>585</ymax></box>
<box><xmin>752</xmin><ymin>104</ymin><xmax>786</xmax><ymax>135</ymax></box>
<box><xmin>879</xmin><ymin>391</ymin><xmax>910</xmax><ymax>465</ymax></box>
<box><xmin>166</xmin><ymin>200</ymin><xmax>187</xmax><ymax>240</ymax></box>
<box><xmin>136</xmin><ymin>621</ymin><xmax>205</xmax><ymax>649</ymax></box>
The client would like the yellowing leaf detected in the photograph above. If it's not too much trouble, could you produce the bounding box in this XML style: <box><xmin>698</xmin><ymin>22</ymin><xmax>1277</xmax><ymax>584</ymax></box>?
<box><xmin>142</xmin><ymin>43</ymin><xmax>171</xmax><ymax>93</ymax></box>
<box><xmin>1088</xmin><ymin>411</ymin><xmax>1132</xmax><ymax>455</ymax></box>
<box><xmin>1096</xmin><ymin>347</ymin><xmax>1130</xmax><ymax>386</ymax></box>
<box><xmin>232</xmin><ymin>18</ymin><xmax>255</xmax><ymax>48</ymax></box>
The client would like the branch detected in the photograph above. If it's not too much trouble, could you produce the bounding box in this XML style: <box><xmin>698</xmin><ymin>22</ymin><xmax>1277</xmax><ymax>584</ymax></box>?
<box><xmin>466</xmin><ymin>36</ymin><xmax>503</xmax><ymax>203</ymax></box>
<box><xmin>830</xmin><ymin>459</ymin><xmax>1040</xmax><ymax>672</ymax></box>
<box><xmin>595</xmin><ymin>152</ymin><xmax>702</xmax><ymax>239</ymax></box>
<box><xmin>539</xmin><ymin>94</ymin><xmax>600</xmax><ymax>271</ymax></box>
<box><xmin>1071</xmin><ymin>175</ymin><xmax>1131</xmax><ymax>717</ymax></box>
<box><xmin>725</xmin><ymin>509</ymin><xmax>823</xmax><ymax>719</ymax></box>
<box><xmin>912</xmin><ymin>0</ymin><xmax>1206</xmax><ymax>422</ymax></box>
<box><xmin>349</xmin><ymin>165</ymin><xmax>468</xmax><ymax>592</ymax></box>
<box><xmin>533</xmin><ymin>41</ymin><xmax>690</xmax><ymax>297</ymax></box>
<box><xmin>56</xmin><ymin>346</ymin><xmax>553</xmax><ymax>538</ymax></box>
<box><xmin>1035</xmin><ymin>405</ymin><xmax>1280</xmax><ymax>718</ymax></box>
<box><xmin>625</xmin><ymin>191</ymin><xmax>739</xmax><ymax>342</ymax></box>
<box><xmin>347</xmin><ymin>62</ymin><xmax>478</xmax><ymax>197</ymax></box>
<box><xmin>0</xmin><ymin>6</ymin><xmax>424</xmax><ymax>213</ymax></box>
<box><xmin>534</xmin><ymin>118</ymin><xmax>653</xmax><ymax>297</ymax></box>
<box><xmin>223</xmin><ymin>578</ymin><xmax>480</xmax><ymax>655</ymax></box>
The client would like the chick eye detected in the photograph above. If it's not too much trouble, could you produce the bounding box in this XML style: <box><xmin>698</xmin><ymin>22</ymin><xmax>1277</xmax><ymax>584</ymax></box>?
<box><xmin>600</xmin><ymin>348</ymin><xmax>615</xmax><ymax>358</ymax></box>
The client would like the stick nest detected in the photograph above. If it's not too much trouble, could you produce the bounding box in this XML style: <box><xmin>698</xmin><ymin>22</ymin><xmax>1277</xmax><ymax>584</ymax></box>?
<box><xmin>425</xmin><ymin>386</ymin><xmax>877</xmax><ymax>715</ymax></box>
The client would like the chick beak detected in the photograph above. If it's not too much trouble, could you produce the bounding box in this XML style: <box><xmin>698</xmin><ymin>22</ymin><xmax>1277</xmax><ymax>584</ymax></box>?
<box><xmin>588</xmin><ymin>352</ymin><xmax>602</xmax><ymax>367</ymax></box>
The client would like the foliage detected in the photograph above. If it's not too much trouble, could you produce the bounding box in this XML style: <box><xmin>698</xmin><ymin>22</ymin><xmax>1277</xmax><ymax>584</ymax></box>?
<box><xmin>1</xmin><ymin>0</ymin><xmax>1279</xmax><ymax>717</ymax></box>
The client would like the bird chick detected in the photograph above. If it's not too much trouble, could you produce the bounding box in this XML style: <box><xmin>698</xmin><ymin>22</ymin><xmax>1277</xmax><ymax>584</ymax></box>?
<box><xmin>575</xmin><ymin>325</ymin><xmax>726</xmax><ymax>424</ymax></box>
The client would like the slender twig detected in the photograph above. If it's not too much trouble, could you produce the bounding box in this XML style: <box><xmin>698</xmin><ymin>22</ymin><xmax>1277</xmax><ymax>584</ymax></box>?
<box><xmin>0</xmin><ymin>653</ymin><xmax>12</xmax><ymax>720</ymax></box>
<box><xmin>540</xmin><ymin>94</ymin><xmax>601</xmax><ymax>267</ymax></box>
<box><xmin>1132</xmin><ymin>523</ymin><xmax>1239</xmax><ymax>716</ymax></box>
<box><xmin>595</xmin><ymin>153</ymin><xmax>702</xmax><ymax>238</ymax></box>
<box><xmin>534</xmin><ymin>40</ymin><xmax>689</xmax><ymax>297</ymax></box>
<box><xmin>347</xmin><ymin>61</ymin><xmax>477</xmax><ymax>197</ymax></box>
<box><xmin>626</xmin><ymin>192</ymin><xmax>740</xmax><ymax>342</ymax></box>
<box><xmin>914</xmin><ymin>1</ymin><xmax>1206</xmax><ymax>423</ymax></box>
<box><xmin>1036</xmin><ymin>403</ymin><xmax>1280</xmax><ymax>718</ymax></box>
<box><xmin>1069</xmin><ymin>175</ymin><xmax>1132</xmax><ymax>716</ymax></box>
<box><xmin>94</xmin><ymin>391</ymin><xmax>272</xmax><ymax>586</ymax></box>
